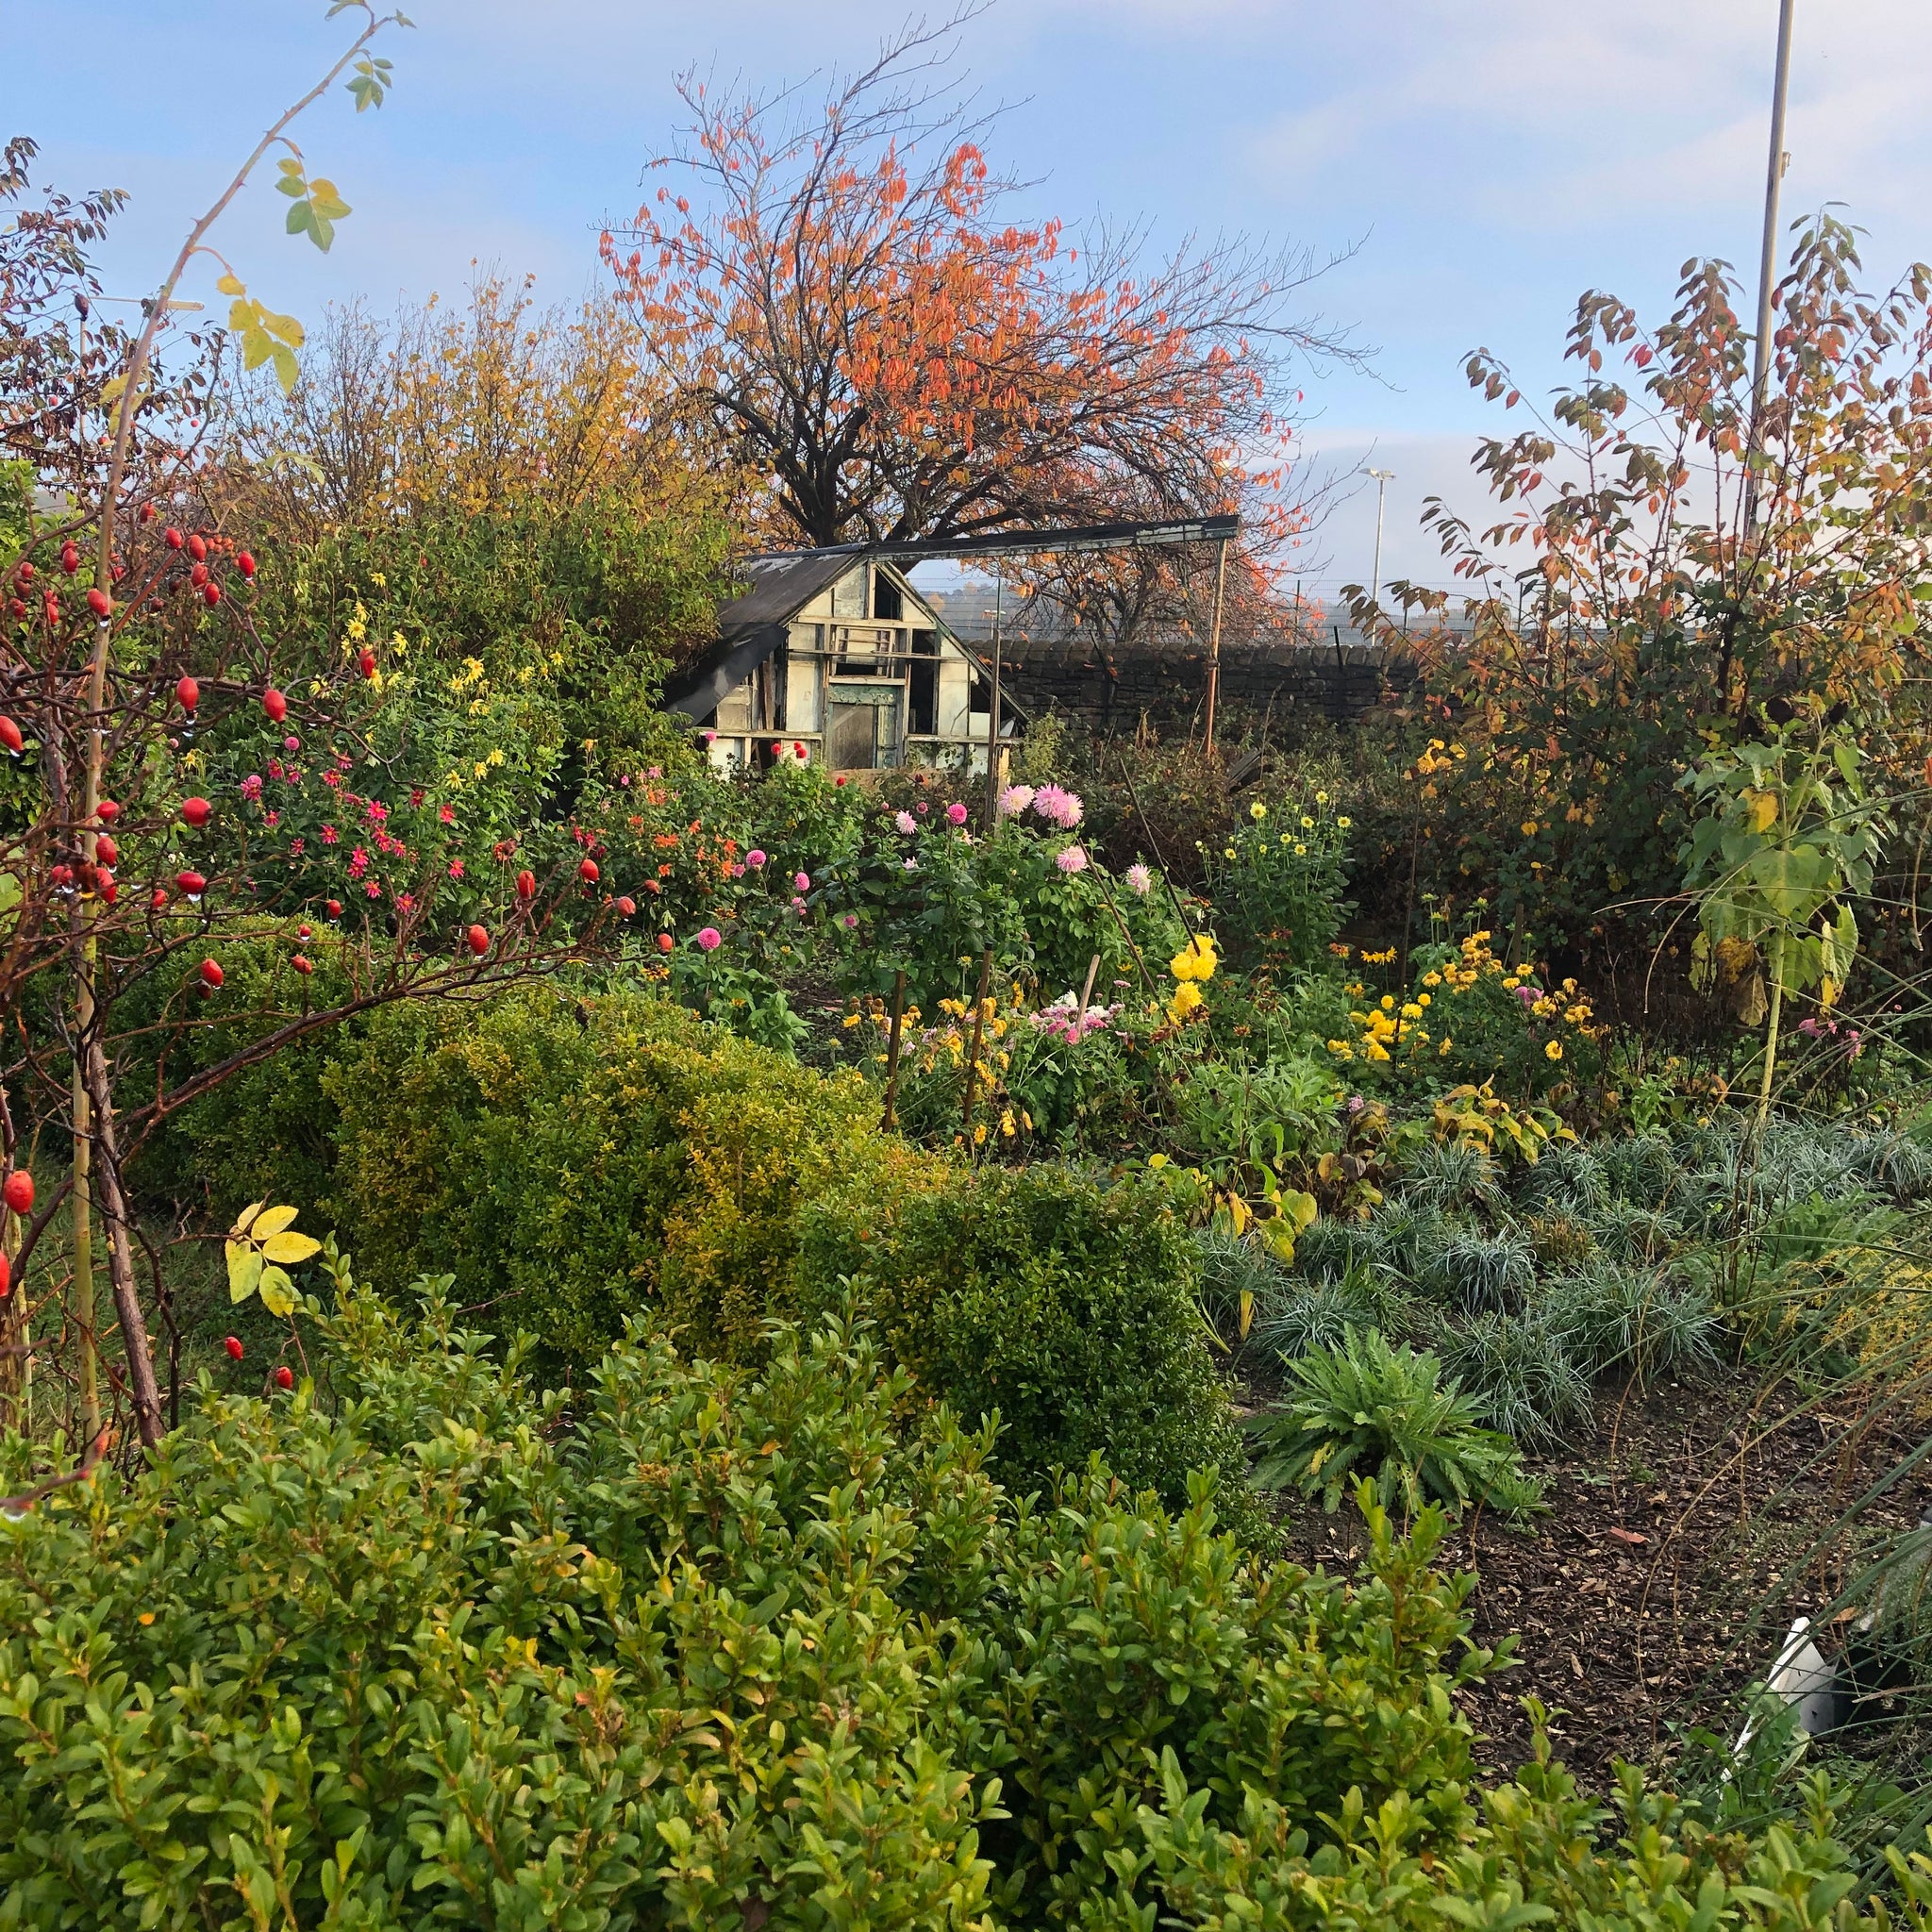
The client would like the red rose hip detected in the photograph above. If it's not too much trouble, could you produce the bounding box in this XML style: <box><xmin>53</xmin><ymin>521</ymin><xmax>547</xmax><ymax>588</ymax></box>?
<box><xmin>225</xmin><ymin>1335</ymin><xmax>244</xmax><ymax>1360</ymax></box>
<box><xmin>4</xmin><ymin>1170</ymin><xmax>33</xmax><ymax>1216</ymax></box>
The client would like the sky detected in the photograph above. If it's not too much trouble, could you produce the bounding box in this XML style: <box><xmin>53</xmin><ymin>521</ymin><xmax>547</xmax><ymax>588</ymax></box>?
<box><xmin>13</xmin><ymin>0</ymin><xmax>1932</xmax><ymax>599</ymax></box>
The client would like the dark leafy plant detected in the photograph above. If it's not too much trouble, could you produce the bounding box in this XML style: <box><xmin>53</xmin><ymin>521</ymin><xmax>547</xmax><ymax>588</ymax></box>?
<box><xmin>1249</xmin><ymin>1325</ymin><xmax>1543</xmax><ymax>1520</ymax></box>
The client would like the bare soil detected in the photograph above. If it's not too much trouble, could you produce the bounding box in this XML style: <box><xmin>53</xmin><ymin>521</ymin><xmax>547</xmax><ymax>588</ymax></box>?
<box><xmin>1245</xmin><ymin>1371</ymin><xmax>1925</xmax><ymax>1789</ymax></box>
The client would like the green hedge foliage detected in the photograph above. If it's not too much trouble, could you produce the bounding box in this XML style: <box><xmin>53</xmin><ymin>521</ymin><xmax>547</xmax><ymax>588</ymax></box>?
<box><xmin>322</xmin><ymin>988</ymin><xmax>924</xmax><ymax>1375</ymax></box>
<box><xmin>320</xmin><ymin>988</ymin><xmax>1251</xmax><ymax>1522</ymax></box>
<box><xmin>114</xmin><ymin>924</ymin><xmax>361</xmax><ymax>1226</ymax></box>
<box><xmin>798</xmin><ymin>1162</ymin><xmax>1257</xmax><ymax>1530</ymax></box>
<box><xmin>1</xmin><ymin>1282</ymin><xmax>1912</xmax><ymax>1931</ymax></box>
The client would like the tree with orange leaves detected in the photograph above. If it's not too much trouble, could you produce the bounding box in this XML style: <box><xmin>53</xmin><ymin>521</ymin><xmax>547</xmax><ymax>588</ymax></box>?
<box><xmin>603</xmin><ymin>13</ymin><xmax>1361</xmax><ymax>554</ymax></box>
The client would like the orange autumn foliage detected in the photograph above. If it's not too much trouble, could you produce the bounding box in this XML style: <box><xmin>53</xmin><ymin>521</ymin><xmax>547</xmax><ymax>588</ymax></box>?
<box><xmin>603</xmin><ymin>19</ymin><xmax>1358</xmax><ymax>554</ymax></box>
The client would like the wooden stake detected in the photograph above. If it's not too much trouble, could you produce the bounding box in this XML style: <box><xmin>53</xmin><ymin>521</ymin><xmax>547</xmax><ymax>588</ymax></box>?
<box><xmin>961</xmin><ymin>948</ymin><xmax>993</xmax><ymax>1139</ymax></box>
<box><xmin>984</xmin><ymin>572</ymin><xmax>1004</xmax><ymax>822</ymax></box>
<box><xmin>881</xmin><ymin>969</ymin><xmax>908</xmax><ymax>1131</ymax></box>
<box><xmin>1203</xmin><ymin>536</ymin><xmax>1229</xmax><ymax>756</ymax></box>
<box><xmin>1076</xmin><ymin>951</ymin><xmax>1101</xmax><ymax>1022</ymax></box>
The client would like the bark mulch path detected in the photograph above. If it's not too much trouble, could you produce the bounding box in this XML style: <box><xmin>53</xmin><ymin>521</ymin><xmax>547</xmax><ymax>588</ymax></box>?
<box><xmin>1250</xmin><ymin>1373</ymin><xmax>1924</xmax><ymax>1789</ymax></box>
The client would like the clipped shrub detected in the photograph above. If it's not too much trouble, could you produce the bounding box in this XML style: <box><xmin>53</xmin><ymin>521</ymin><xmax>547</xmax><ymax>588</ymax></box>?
<box><xmin>1250</xmin><ymin>1325</ymin><xmax>1543</xmax><ymax>1521</ymax></box>
<box><xmin>325</xmin><ymin>985</ymin><xmax>931</xmax><ymax>1375</ymax></box>
<box><xmin>799</xmin><ymin>1162</ymin><xmax>1258</xmax><ymax>1531</ymax></box>
<box><xmin>0</xmin><ymin>1273</ymin><xmax>1904</xmax><ymax>1930</ymax></box>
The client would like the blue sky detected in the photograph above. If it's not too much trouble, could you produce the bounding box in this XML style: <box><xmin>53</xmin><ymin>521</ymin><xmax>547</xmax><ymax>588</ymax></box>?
<box><xmin>13</xmin><ymin>0</ymin><xmax>1932</xmax><ymax>597</ymax></box>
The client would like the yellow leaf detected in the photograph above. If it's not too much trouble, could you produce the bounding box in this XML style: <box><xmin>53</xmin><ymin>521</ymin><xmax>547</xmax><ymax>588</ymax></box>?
<box><xmin>258</xmin><ymin>1266</ymin><xmax>296</xmax><ymax>1318</ymax></box>
<box><xmin>231</xmin><ymin>1201</ymin><xmax>266</xmax><ymax>1238</ymax></box>
<box><xmin>1280</xmin><ymin>1189</ymin><xmax>1319</xmax><ymax>1234</ymax></box>
<box><xmin>215</xmin><ymin>271</ymin><xmax>246</xmax><ymax>295</ymax></box>
<box><xmin>251</xmin><ymin>1206</ymin><xmax>301</xmax><ymax>1240</ymax></box>
<box><xmin>260</xmin><ymin>1231</ymin><xmax>322</xmax><ymax>1266</ymax></box>
<box><xmin>227</xmin><ymin>1249</ymin><xmax>264</xmax><ymax>1304</ymax></box>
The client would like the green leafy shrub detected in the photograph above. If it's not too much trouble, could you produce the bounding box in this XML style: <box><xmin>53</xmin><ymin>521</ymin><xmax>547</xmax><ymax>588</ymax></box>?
<box><xmin>116</xmin><ymin>922</ymin><xmax>361</xmax><ymax>1225</ymax></box>
<box><xmin>1</xmin><ymin>1277</ymin><xmax>1908</xmax><ymax>1932</ymax></box>
<box><xmin>324</xmin><ymin>986</ymin><xmax>931</xmax><ymax>1375</ymax></box>
<box><xmin>1250</xmin><ymin>1325</ymin><xmax>1543</xmax><ymax>1520</ymax></box>
<box><xmin>798</xmin><ymin>1162</ymin><xmax>1259</xmax><ymax>1532</ymax></box>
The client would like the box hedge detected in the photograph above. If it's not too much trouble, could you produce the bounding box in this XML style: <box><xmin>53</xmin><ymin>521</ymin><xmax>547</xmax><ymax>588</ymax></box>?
<box><xmin>797</xmin><ymin>1161</ymin><xmax>1257</xmax><ymax>1525</ymax></box>
<box><xmin>322</xmin><ymin>986</ymin><xmax>925</xmax><ymax>1374</ymax></box>
<box><xmin>319</xmin><ymin>987</ymin><xmax>1254</xmax><ymax>1524</ymax></box>
<box><xmin>0</xmin><ymin>1279</ymin><xmax>1906</xmax><ymax>1932</ymax></box>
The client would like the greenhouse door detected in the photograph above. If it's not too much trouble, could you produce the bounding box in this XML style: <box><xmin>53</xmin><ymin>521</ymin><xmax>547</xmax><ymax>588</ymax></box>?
<box><xmin>825</xmin><ymin>685</ymin><xmax>903</xmax><ymax>770</ymax></box>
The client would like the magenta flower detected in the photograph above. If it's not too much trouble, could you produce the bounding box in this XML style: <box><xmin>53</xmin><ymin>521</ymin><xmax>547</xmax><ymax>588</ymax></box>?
<box><xmin>283</xmin><ymin>735</ymin><xmax>300</xmax><ymax>752</ymax></box>
<box><xmin>793</xmin><ymin>872</ymin><xmax>810</xmax><ymax>891</ymax></box>
<box><xmin>696</xmin><ymin>925</ymin><xmax>723</xmax><ymax>951</ymax></box>
<box><xmin>946</xmin><ymin>800</ymin><xmax>968</xmax><ymax>824</ymax></box>
<box><xmin>843</xmin><ymin>912</ymin><xmax>859</xmax><ymax>928</ymax></box>
<box><xmin>746</xmin><ymin>849</ymin><xmax>767</xmax><ymax>868</ymax></box>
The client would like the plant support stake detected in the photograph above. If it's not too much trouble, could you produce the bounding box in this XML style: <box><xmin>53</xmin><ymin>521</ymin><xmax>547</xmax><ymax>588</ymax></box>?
<box><xmin>881</xmin><ymin>968</ymin><xmax>907</xmax><ymax>1131</ymax></box>
<box><xmin>961</xmin><ymin>947</ymin><xmax>992</xmax><ymax>1138</ymax></box>
<box><xmin>1203</xmin><ymin>537</ymin><xmax>1228</xmax><ymax>756</ymax></box>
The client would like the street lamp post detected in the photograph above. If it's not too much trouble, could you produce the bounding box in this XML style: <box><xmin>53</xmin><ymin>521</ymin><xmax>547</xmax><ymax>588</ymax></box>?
<box><xmin>1745</xmin><ymin>0</ymin><xmax>1797</xmax><ymax>535</ymax></box>
<box><xmin>1364</xmin><ymin>468</ymin><xmax>1395</xmax><ymax>609</ymax></box>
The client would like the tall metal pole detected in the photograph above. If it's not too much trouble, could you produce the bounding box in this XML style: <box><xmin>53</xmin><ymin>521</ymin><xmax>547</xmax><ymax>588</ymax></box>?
<box><xmin>1745</xmin><ymin>0</ymin><xmax>1797</xmax><ymax>535</ymax></box>
<box><xmin>1365</xmin><ymin>467</ymin><xmax>1395</xmax><ymax>608</ymax></box>
<box><xmin>1203</xmin><ymin>538</ymin><xmax>1228</xmax><ymax>756</ymax></box>
<box><xmin>983</xmin><ymin>570</ymin><xmax>1004</xmax><ymax>821</ymax></box>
